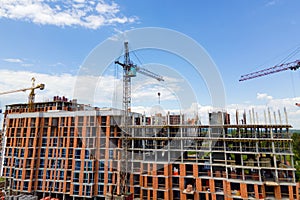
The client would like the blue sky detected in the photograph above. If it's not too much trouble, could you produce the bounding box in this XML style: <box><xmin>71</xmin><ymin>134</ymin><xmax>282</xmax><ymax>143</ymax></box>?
<box><xmin>0</xmin><ymin>0</ymin><xmax>300</xmax><ymax>127</ymax></box>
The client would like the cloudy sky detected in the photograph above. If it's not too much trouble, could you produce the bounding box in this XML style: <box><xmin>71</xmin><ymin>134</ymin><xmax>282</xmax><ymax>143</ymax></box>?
<box><xmin>0</xmin><ymin>0</ymin><xmax>300</xmax><ymax>128</ymax></box>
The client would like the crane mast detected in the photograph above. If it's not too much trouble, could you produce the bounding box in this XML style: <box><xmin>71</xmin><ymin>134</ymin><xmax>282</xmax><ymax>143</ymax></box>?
<box><xmin>115</xmin><ymin>42</ymin><xmax>164</xmax><ymax>196</ymax></box>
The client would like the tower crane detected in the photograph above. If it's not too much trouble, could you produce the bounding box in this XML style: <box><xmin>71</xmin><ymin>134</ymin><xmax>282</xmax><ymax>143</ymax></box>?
<box><xmin>239</xmin><ymin>59</ymin><xmax>300</xmax><ymax>107</ymax></box>
<box><xmin>239</xmin><ymin>59</ymin><xmax>300</xmax><ymax>82</ymax></box>
<box><xmin>0</xmin><ymin>77</ymin><xmax>45</xmax><ymax>111</ymax></box>
<box><xmin>114</xmin><ymin>42</ymin><xmax>164</xmax><ymax>196</ymax></box>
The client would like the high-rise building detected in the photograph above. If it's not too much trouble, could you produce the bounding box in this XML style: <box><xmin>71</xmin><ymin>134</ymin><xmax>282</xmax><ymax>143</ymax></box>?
<box><xmin>0</xmin><ymin>98</ymin><xmax>299</xmax><ymax>200</ymax></box>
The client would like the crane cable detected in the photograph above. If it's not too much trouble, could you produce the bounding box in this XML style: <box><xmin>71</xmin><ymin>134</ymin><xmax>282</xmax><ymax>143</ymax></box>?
<box><xmin>246</xmin><ymin>44</ymin><xmax>300</xmax><ymax>74</ymax></box>
<box><xmin>279</xmin><ymin>46</ymin><xmax>300</xmax><ymax>64</ymax></box>
<box><xmin>290</xmin><ymin>72</ymin><xmax>296</xmax><ymax>98</ymax></box>
<box><xmin>131</xmin><ymin>48</ymin><xmax>145</xmax><ymax>66</ymax></box>
<box><xmin>282</xmin><ymin>46</ymin><xmax>300</xmax><ymax>98</ymax></box>
<box><xmin>113</xmin><ymin>46</ymin><xmax>125</xmax><ymax>108</ymax></box>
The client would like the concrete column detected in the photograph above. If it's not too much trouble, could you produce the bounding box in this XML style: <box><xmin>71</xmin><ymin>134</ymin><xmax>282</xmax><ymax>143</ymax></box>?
<box><xmin>179</xmin><ymin>176</ymin><xmax>186</xmax><ymax>200</ymax></box>
<box><xmin>261</xmin><ymin>185</ymin><xmax>266</xmax><ymax>199</ymax></box>
<box><xmin>129</xmin><ymin>174</ymin><xmax>134</xmax><ymax>194</ymax></box>
<box><xmin>196</xmin><ymin>178</ymin><xmax>201</xmax><ymax>192</ymax></box>
<box><xmin>153</xmin><ymin>190</ymin><xmax>157</xmax><ymax>200</ymax></box>
<box><xmin>224</xmin><ymin>180</ymin><xmax>233</xmax><ymax>200</ymax></box>
<box><xmin>288</xmin><ymin>185</ymin><xmax>294</xmax><ymax>200</ymax></box>
<box><xmin>254</xmin><ymin>184</ymin><xmax>259</xmax><ymax>199</ymax></box>
<box><xmin>209</xmin><ymin>179</ymin><xmax>216</xmax><ymax>200</ymax></box>
<box><xmin>205</xmin><ymin>192</ymin><xmax>209</xmax><ymax>200</ymax></box>
<box><xmin>296</xmin><ymin>183</ymin><xmax>300</xmax><ymax>200</ymax></box>
<box><xmin>147</xmin><ymin>190</ymin><xmax>150</xmax><ymax>200</ymax></box>
<box><xmin>240</xmin><ymin>183</ymin><xmax>247</xmax><ymax>199</ymax></box>
<box><xmin>296</xmin><ymin>183</ymin><xmax>300</xmax><ymax>199</ymax></box>
<box><xmin>274</xmin><ymin>185</ymin><xmax>281</xmax><ymax>199</ymax></box>
<box><xmin>164</xmin><ymin>191</ymin><xmax>169</xmax><ymax>200</ymax></box>
<box><xmin>140</xmin><ymin>187</ymin><xmax>143</xmax><ymax>200</ymax></box>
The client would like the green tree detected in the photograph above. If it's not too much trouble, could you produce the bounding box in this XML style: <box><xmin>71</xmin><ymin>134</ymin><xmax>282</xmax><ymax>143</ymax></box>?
<box><xmin>292</xmin><ymin>132</ymin><xmax>300</xmax><ymax>181</ymax></box>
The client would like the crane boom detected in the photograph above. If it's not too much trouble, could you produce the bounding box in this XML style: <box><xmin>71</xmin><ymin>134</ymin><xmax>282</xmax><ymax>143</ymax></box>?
<box><xmin>114</xmin><ymin>42</ymin><xmax>164</xmax><ymax>196</ymax></box>
<box><xmin>0</xmin><ymin>77</ymin><xmax>45</xmax><ymax>111</ymax></box>
<box><xmin>239</xmin><ymin>60</ymin><xmax>300</xmax><ymax>81</ymax></box>
<box><xmin>136</xmin><ymin>66</ymin><xmax>164</xmax><ymax>81</ymax></box>
<box><xmin>0</xmin><ymin>84</ymin><xmax>44</xmax><ymax>95</ymax></box>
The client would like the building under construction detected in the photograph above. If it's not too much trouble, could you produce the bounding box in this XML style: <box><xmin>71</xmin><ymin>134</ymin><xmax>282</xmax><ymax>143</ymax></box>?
<box><xmin>0</xmin><ymin>97</ymin><xmax>299</xmax><ymax>200</ymax></box>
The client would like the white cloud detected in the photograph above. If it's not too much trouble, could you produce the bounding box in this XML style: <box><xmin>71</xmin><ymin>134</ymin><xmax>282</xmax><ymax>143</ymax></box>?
<box><xmin>0</xmin><ymin>70</ymin><xmax>75</xmax><ymax>105</ymax></box>
<box><xmin>74</xmin><ymin>0</ymin><xmax>86</xmax><ymax>3</ymax></box>
<box><xmin>95</xmin><ymin>1</ymin><xmax>119</xmax><ymax>14</ymax></box>
<box><xmin>0</xmin><ymin>0</ymin><xmax>137</xmax><ymax>29</ymax></box>
<box><xmin>257</xmin><ymin>92</ymin><xmax>273</xmax><ymax>101</ymax></box>
<box><xmin>0</xmin><ymin>69</ymin><xmax>299</xmax><ymax>129</ymax></box>
<box><xmin>48</xmin><ymin>62</ymin><xmax>65</xmax><ymax>67</ymax></box>
<box><xmin>265</xmin><ymin>0</ymin><xmax>285</xmax><ymax>7</ymax></box>
<box><xmin>265</xmin><ymin>1</ymin><xmax>276</xmax><ymax>6</ymax></box>
<box><xmin>3</xmin><ymin>58</ymin><xmax>23</xmax><ymax>63</ymax></box>
<box><xmin>21</xmin><ymin>63</ymin><xmax>34</xmax><ymax>67</ymax></box>
<box><xmin>226</xmin><ymin>96</ymin><xmax>300</xmax><ymax>128</ymax></box>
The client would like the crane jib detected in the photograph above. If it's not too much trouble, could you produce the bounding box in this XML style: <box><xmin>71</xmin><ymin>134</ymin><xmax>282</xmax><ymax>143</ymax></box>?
<box><xmin>239</xmin><ymin>60</ymin><xmax>300</xmax><ymax>81</ymax></box>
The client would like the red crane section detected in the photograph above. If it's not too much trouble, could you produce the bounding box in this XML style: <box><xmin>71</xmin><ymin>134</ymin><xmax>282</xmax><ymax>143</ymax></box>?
<box><xmin>239</xmin><ymin>60</ymin><xmax>300</xmax><ymax>81</ymax></box>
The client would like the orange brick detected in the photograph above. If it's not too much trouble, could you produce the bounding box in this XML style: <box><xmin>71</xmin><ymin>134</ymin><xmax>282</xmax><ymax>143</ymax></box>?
<box><xmin>209</xmin><ymin>179</ymin><xmax>215</xmax><ymax>193</ymax></box>
<box><xmin>288</xmin><ymin>185</ymin><xmax>293</xmax><ymax>200</ymax></box>
<box><xmin>180</xmin><ymin>164</ymin><xmax>186</xmax><ymax>176</ymax></box>
<box><xmin>179</xmin><ymin>177</ymin><xmax>185</xmax><ymax>200</ymax></box>
<box><xmin>205</xmin><ymin>193</ymin><xmax>209</xmax><ymax>200</ymax></box>
<box><xmin>261</xmin><ymin>185</ymin><xmax>266</xmax><ymax>199</ymax></box>
<box><xmin>164</xmin><ymin>191</ymin><xmax>169</xmax><ymax>200</ymax></box>
<box><xmin>164</xmin><ymin>164</ymin><xmax>169</xmax><ymax>176</ymax></box>
<box><xmin>254</xmin><ymin>184</ymin><xmax>259</xmax><ymax>199</ymax></box>
<box><xmin>196</xmin><ymin>178</ymin><xmax>201</xmax><ymax>191</ymax></box>
<box><xmin>152</xmin><ymin>164</ymin><xmax>157</xmax><ymax>175</ymax></box>
<box><xmin>274</xmin><ymin>185</ymin><xmax>281</xmax><ymax>199</ymax></box>
<box><xmin>240</xmin><ymin>183</ymin><xmax>247</xmax><ymax>199</ymax></box>
<box><xmin>129</xmin><ymin>174</ymin><xmax>134</xmax><ymax>193</ymax></box>
<box><xmin>153</xmin><ymin>177</ymin><xmax>158</xmax><ymax>189</ymax></box>
<box><xmin>153</xmin><ymin>190</ymin><xmax>157</xmax><ymax>200</ymax></box>
<box><xmin>193</xmin><ymin>164</ymin><xmax>198</xmax><ymax>177</ymax></box>
<box><xmin>296</xmin><ymin>183</ymin><xmax>299</xmax><ymax>200</ymax></box>
<box><xmin>148</xmin><ymin>190</ymin><xmax>150</xmax><ymax>200</ymax></box>
<box><xmin>165</xmin><ymin>177</ymin><xmax>169</xmax><ymax>189</ymax></box>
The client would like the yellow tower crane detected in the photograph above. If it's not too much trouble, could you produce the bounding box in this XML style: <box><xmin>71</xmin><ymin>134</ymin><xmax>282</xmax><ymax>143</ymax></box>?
<box><xmin>0</xmin><ymin>77</ymin><xmax>45</xmax><ymax>111</ymax></box>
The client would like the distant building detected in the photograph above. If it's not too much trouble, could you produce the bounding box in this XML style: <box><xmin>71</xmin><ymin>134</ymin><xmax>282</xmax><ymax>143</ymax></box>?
<box><xmin>0</xmin><ymin>98</ymin><xmax>298</xmax><ymax>200</ymax></box>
